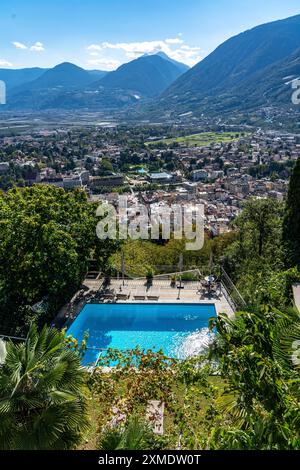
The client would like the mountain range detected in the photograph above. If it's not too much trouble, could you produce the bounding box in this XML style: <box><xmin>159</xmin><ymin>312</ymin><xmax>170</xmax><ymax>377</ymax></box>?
<box><xmin>1</xmin><ymin>14</ymin><xmax>300</xmax><ymax>117</ymax></box>
<box><xmin>96</xmin><ymin>52</ymin><xmax>189</xmax><ymax>97</ymax></box>
<box><xmin>158</xmin><ymin>14</ymin><xmax>300</xmax><ymax>116</ymax></box>
<box><xmin>0</xmin><ymin>67</ymin><xmax>47</xmax><ymax>90</ymax></box>
<box><xmin>1</xmin><ymin>53</ymin><xmax>188</xmax><ymax>110</ymax></box>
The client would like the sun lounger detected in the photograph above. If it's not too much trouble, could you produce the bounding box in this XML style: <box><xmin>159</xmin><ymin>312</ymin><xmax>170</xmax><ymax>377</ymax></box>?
<box><xmin>147</xmin><ymin>295</ymin><xmax>159</xmax><ymax>301</ymax></box>
<box><xmin>116</xmin><ymin>292</ymin><xmax>130</xmax><ymax>300</ymax></box>
<box><xmin>133</xmin><ymin>295</ymin><xmax>146</xmax><ymax>301</ymax></box>
<box><xmin>103</xmin><ymin>293</ymin><xmax>116</xmax><ymax>302</ymax></box>
<box><xmin>105</xmin><ymin>293</ymin><xmax>115</xmax><ymax>298</ymax></box>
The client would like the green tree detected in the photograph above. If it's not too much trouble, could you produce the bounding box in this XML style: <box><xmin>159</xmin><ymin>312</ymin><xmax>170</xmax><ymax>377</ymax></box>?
<box><xmin>283</xmin><ymin>158</ymin><xmax>300</xmax><ymax>269</ymax></box>
<box><xmin>222</xmin><ymin>198</ymin><xmax>284</xmax><ymax>289</ymax></box>
<box><xmin>0</xmin><ymin>324</ymin><xmax>89</xmax><ymax>450</ymax></box>
<box><xmin>235</xmin><ymin>198</ymin><xmax>283</xmax><ymax>258</ymax></box>
<box><xmin>99</xmin><ymin>158</ymin><xmax>113</xmax><ymax>175</ymax></box>
<box><xmin>208</xmin><ymin>307</ymin><xmax>300</xmax><ymax>449</ymax></box>
<box><xmin>0</xmin><ymin>185</ymin><xmax>118</xmax><ymax>334</ymax></box>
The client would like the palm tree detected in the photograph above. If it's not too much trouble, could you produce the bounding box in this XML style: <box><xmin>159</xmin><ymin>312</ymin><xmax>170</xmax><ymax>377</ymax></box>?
<box><xmin>99</xmin><ymin>416</ymin><xmax>155</xmax><ymax>450</ymax></box>
<box><xmin>273</xmin><ymin>306</ymin><xmax>300</xmax><ymax>382</ymax></box>
<box><xmin>0</xmin><ymin>324</ymin><xmax>89</xmax><ymax>450</ymax></box>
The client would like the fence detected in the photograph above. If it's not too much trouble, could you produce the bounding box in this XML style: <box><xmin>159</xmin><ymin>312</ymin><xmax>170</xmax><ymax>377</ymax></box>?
<box><xmin>0</xmin><ymin>334</ymin><xmax>25</xmax><ymax>342</ymax></box>
<box><xmin>220</xmin><ymin>266</ymin><xmax>246</xmax><ymax>312</ymax></box>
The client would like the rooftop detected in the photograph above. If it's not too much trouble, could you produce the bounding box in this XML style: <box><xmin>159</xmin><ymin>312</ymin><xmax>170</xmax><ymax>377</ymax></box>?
<box><xmin>150</xmin><ymin>172</ymin><xmax>173</xmax><ymax>180</ymax></box>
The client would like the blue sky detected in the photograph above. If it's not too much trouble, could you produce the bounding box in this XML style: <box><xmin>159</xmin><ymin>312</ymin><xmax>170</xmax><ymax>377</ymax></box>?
<box><xmin>0</xmin><ymin>0</ymin><xmax>300</xmax><ymax>70</ymax></box>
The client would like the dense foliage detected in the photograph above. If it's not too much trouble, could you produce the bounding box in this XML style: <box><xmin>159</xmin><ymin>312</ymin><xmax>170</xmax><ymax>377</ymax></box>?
<box><xmin>0</xmin><ymin>324</ymin><xmax>89</xmax><ymax>450</ymax></box>
<box><xmin>88</xmin><ymin>348</ymin><xmax>217</xmax><ymax>450</ymax></box>
<box><xmin>99</xmin><ymin>416</ymin><xmax>159</xmax><ymax>451</ymax></box>
<box><xmin>0</xmin><ymin>185</ymin><xmax>118</xmax><ymax>335</ymax></box>
<box><xmin>112</xmin><ymin>232</ymin><xmax>235</xmax><ymax>278</ymax></box>
<box><xmin>208</xmin><ymin>307</ymin><xmax>300</xmax><ymax>449</ymax></box>
<box><xmin>283</xmin><ymin>158</ymin><xmax>300</xmax><ymax>269</ymax></box>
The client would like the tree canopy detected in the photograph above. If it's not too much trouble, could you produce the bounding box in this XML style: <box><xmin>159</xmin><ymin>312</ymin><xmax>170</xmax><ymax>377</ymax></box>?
<box><xmin>283</xmin><ymin>158</ymin><xmax>300</xmax><ymax>269</ymax></box>
<box><xmin>208</xmin><ymin>307</ymin><xmax>300</xmax><ymax>449</ymax></box>
<box><xmin>0</xmin><ymin>185</ymin><xmax>118</xmax><ymax>335</ymax></box>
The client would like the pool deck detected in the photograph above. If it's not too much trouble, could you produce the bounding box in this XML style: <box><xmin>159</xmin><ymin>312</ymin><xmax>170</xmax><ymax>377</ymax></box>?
<box><xmin>110</xmin><ymin>279</ymin><xmax>233</xmax><ymax>315</ymax></box>
<box><xmin>56</xmin><ymin>278</ymin><xmax>235</xmax><ymax>327</ymax></box>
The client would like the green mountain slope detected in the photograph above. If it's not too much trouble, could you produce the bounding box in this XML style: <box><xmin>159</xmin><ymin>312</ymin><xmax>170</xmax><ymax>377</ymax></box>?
<box><xmin>97</xmin><ymin>53</ymin><xmax>188</xmax><ymax>97</ymax></box>
<box><xmin>158</xmin><ymin>14</ymin><xmax>300</xmax><ymax>115</ymax></box>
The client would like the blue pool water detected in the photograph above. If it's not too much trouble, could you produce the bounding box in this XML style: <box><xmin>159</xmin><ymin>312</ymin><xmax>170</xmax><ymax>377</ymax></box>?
<box><xmin>67</xmin><ymin>303</ymin><xmax>216</xmax><ymax>366</ymax></box>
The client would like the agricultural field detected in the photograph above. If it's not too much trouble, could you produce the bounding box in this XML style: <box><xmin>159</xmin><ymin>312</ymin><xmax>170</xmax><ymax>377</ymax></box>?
<box><xmin>146</xmin><ymin>131</ymin><xmax>250</xmax><ymax>148</ymax></box>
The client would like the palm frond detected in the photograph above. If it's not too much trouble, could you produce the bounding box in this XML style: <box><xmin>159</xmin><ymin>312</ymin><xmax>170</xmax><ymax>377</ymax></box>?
<box><xmin>0</xmin><ymin>323</ymin><xmax>89</xmax><ymax>449</ymax></box>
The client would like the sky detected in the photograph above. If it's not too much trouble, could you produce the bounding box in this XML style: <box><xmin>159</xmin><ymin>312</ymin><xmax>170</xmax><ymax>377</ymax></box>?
<box><xmin>0</xmin><ymin>0</ymin><xmax>300</xmax><ymax>71</ymax></box>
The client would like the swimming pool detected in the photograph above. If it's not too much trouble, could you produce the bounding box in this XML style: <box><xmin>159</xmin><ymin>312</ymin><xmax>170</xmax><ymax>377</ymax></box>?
<box><xmin>67</xmin><ymin>303</ymin><xmax>216</xmax><ymax>366</ymax></box>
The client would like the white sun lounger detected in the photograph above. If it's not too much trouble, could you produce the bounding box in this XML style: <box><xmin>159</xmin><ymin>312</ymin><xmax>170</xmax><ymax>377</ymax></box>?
<box><xmin>147</xmin><ymin>295</ymin><xmax>159</xmax><ymax>301</ymax></box>
<box><xmin>133</xmin><ymin>293</ymin><xmax>146</xmax><ymax>301</ymax></box>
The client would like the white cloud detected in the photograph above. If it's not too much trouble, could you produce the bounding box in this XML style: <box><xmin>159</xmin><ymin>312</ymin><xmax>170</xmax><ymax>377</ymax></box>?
<box><xmin>101</xmin><ymin>40</ymin><xmax>168</xmax><ymax>56</ymax></box>
<box><xmin>0</xmin><ymin>59</ymin><xmax>12</xmax><ymax>67</ymax></box>
<box><xmin>12</xmin><ymin>41</ymin><xmax>28</xmax><ymax>50</ymax></box>
<box><xmin>87</xmin><ymin>57</ymin><xmax>121</xmax><ymax>71</ymax></box>
<box><xmin>87</xmin><ymin>44</ymin><xmax>102</xmax><ymax>52</ymax></box>
<box><xmin>12</xmin><ymin>40</ymin><xmax>45</xmax><ymax>52</ymax></box>
<box><xmin>171</xmin><ymin>45</ymin><xmax>203</xmax><ymax>66</ymax></box>
<box><xmin>165</xmin><ymin>38</ymin><xmax>184</xmax><ymax>45</ymax></box>
<box><xmin>30</xmin><ymin>41</ymin><xmax>44</xmax><ymax>52</ymax></box>
<box><xmin>86</xmin><ymin>37</ymin><xmax>203</xmax><ymax>67</ymax></box>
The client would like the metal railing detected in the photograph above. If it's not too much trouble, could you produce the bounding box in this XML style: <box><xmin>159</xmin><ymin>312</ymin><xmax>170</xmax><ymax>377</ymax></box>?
<box><xmin>220</xmin><ymin>267</ymin><xmax>246</xmax><ymax>311</ymax></box>
<box><xmin>0</xmin><ymin>334</ymin><xmax>26</xmax><ymax>342</ymax></box>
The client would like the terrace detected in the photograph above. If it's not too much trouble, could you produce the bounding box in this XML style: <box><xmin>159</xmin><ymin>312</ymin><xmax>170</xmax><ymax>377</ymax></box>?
<box><xmin>54</xmin><ymin>271</ymin><xmax>239</xmax><ymax>367</ymax></box>
<box><xmin>57</xmin><ymin>274</ymin><xmax>235</xmax><ymax>327</ymax></box>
